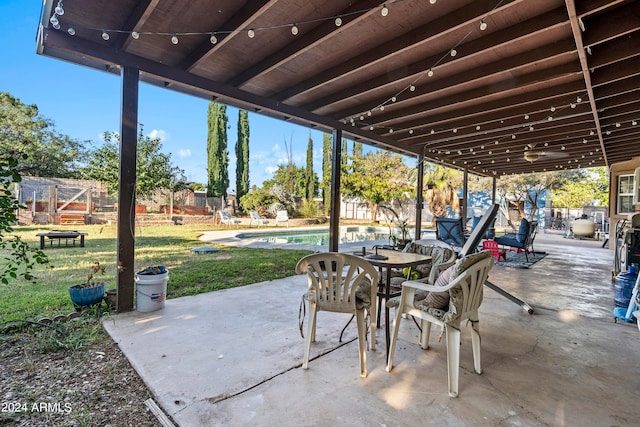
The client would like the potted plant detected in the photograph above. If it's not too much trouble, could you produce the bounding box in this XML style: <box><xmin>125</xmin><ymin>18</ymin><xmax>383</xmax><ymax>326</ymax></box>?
<box><xmin>380</xmin><ymin>205</ymin><xmax>411</xmax><ymax>249</ymax></box>
<box><xmin>68</xmin><ymin>261</ymin><xmax>106</xmax><ymax>308</ymax></box>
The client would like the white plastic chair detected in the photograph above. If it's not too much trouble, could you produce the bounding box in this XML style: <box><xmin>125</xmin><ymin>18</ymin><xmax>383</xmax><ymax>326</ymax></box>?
<box><xmin>249</xmin><ymin>211</ymin><xmax>269</xmax><ymax>227</ymax></box>
<box><xmin>296</xmin><ymin>253</ymin><xmax>379</xmax><ymax>377</ymax></box>
<box><xmin>275</xmin><ymin>210</ymin><xmax>289</xmax><ymax>227</ymax></box>
<box><xmin>386</xmin><ymin>251</ymin><xmax>494</xmax><ymax>397</ymax></box>
<box><xmin>218</xmin><ymin>210</ymin><xmax>241</xmax><ymax>228</ymax></box>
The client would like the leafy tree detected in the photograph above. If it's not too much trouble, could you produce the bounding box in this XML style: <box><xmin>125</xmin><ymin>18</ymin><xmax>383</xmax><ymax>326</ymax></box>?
<box><xmin>206</xmin><ymin>102</ymin><xmax>229</xmax><ymax>198</ymax></box>
<box><xmin>0</xmin><ymin>150</ymin><xmax>48</xmax><ymax>284</ymax></box>
<box><xmin>235</xmin><ymin>109</ymin><xmax>250</xmax><ymax>206</ymax></box>
<box><xmin>423</xmin><ymin>164</ymin><xmax>462</xmax><ymax>221</ymax></box>
<box><xmin>497</xmin><ymin>170</ymin><xmax>586</xmax><ymax>228</ymax></box>
<box><xmin>264</xmin><ymin>164</ymin><xmax>308</xmax><ymax>199</ymax></box>
<box><xmin>238</xmin><ymin>185</ymin><xmax>277</xmax><ymax>213</ymax></box>
<box><xmin>321</xmin><ymin>133</ymin><xmax>332</xmax><ymax>213</ymax></box>
<box><xmin>551</xmin><ymin>167</ymin><xmax>608</xmax><ymax>208</ymax></box>
<box><xmin>81</xmin><ymin>129</ymin><xmax>185</xmax><ymax>200</ymax></box>
<box><xmin>353</xmin><ymin>141</ymin><xmax>363</xmax><ymax>158</ymax></box>
<box><xmin>0</xmin><ymin>92</ymin><xmax>85</xmax><ymax>178</ymax></box>
<box><xmin>341</xmin><ymin>150</ymin><xmax>412</xmax><ymax>222</ymax></box>
<box><xmin>305</xmin><ymin>135</ymin><xmax>315</xmax><ymax>200</ymax></box>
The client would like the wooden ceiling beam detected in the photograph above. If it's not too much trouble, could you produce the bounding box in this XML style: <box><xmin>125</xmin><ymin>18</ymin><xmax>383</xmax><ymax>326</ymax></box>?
<box><xmin>271</xmin><ymin>0</ymin><xmax>521</xmax><ymax>102</ymax></box>
<box><xmin>177</xmin><ymin>0</ymin><xmax>274</xmax><ymax>72</ymax></box>
<box><xmin>228</xmin><ymin>0</ymin><xmax>382</xmax><ymax>87</ymax></box>
<box><xmin>309</xmin><ymin>9</ymin><xmax>571</xmax><ymax>115</ymax></box>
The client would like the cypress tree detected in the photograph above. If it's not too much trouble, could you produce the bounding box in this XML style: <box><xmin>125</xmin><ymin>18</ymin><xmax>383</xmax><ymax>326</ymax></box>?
<box><xmin>305</xmin><ymin>134</ymin><xmax>314</xmax><ymax>200</ymax></box>
<box><xmin>206</xmin><ymin>102</ymin><xmax>229</xmax><ymax>198</ymax></box>
<box><xmin>235</xmin><ymin>109</ymin><xmax>250</xmax><ymax>205</ymax></box>
<box><xmin>322</xmin><ymin>133</ymin><xmax>332</xmax><ymax>212</ymax></box>
<box><xmin>353</xmin><ymin>141</ymin><xmax>363</xmax><ymax>158</ymax></box>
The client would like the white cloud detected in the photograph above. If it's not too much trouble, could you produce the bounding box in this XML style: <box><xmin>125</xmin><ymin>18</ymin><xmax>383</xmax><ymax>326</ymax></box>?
<box><xmin>178</xmin><ymin>149</ymin><xmax>191</xmax><ymax>158</ymax></box>
<box><xmin>148</xmin><ymin>129</ymin><xmax>169</xmax><ymax>141</ymax></box>
<box><xmin>271</xmin><ymin>143</ymin><xmax>280</xmax><ymax>152</ymax></box>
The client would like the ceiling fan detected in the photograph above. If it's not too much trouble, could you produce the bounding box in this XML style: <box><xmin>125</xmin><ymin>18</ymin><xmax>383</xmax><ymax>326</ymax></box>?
<box><xmin>523</xmin><ymin>144</ymin><xmax>568</xmax><ymax>163</ymax></box>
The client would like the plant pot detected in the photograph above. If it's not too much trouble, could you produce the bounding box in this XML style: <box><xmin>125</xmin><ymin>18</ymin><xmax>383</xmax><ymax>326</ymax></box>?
<box><xmin>68</xmin><ymin>282</ymin><xmax>106</xmax><ymax>307</ymax></box>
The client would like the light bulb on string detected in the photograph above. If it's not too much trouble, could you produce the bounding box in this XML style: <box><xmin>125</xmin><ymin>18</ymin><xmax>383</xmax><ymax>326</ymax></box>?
<box><xmin>479</xmin><ymin>20</ymin><xmax>487</xmax><ymax>31</ymax></box>
<box><xmin>171</xmin><ymin>33</ymin><xmax>179</xmax><ymax>44</ymax></box>
<box><xmin>409</xmin><ymin>85</ymin><xmax>415</xmax><ymax>91</ymax></box>
<box><xmin>50</xmin><ymin>15</ymin><xmax>59</xmax><ymax>26</ymax></box>
<box><xmin>335</xmin><ymin>16</ymin><xmax>342</xmax><ymax>27</ymax></box>
<box><xmin>210</xmin><ymin>32</ymin><xmax>217</xmax><ymax>44</ymax></box>
<box><xmin>450</xmin><ymin>49</ymin><xmax>457</xmax><ymax>57</ymax></box>
<box><xmin>427</xmin><ymin>69</ymin><xmax>433</xmax><ymax>77</ymax></box>
<box><xmin>53</xmin><ymin>22</ymin><xmax>60</xmax><ymax>30</ymax></box>
<box><xmin>54</xmin><ymin>1</ymin><xmax>64</xmax><ymax>15</ymax></box>
<box><xmin>101</xmin><ymin>30</ymin><xmax>110</xmax><ymax>41</ymax></box>
<box><xmin>67</xmin><ymin>25</ymin><xmax>75</xmax><ymax>36</ymax></box>
<box><xmin>248</xmin><ymin>29</ymin><xmax>255</xmax><ymax>38</ymax></box>
<box><xmin>381</xmin><ymin>5</ymin><xmax>389</xmax><ymax>16</ymax></box>
<box><xmin>131</xmin><ymin>31</ymin><xmax>140</xmax><ymax>39</ymax></box>
<box><xmin>291</xmin><ymin>24</ymin><xmax>298</xmax><ymax>35</ymax></box>
<box><xmin>430</xmin><ymin>0</ymin><xmax>437</xmax><ymax>4</ymax></box>
<box><xmin>391</xmin><ymin>96</ymin><xmax>396</xmax><ymax>102</ymax></box>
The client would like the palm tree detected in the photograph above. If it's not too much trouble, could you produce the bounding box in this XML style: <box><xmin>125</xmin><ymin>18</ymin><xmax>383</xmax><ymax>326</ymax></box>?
<box><xmin>424</xmin><ymin>165</ymin><xmax>461</xmax><ymax>223</ymax></box>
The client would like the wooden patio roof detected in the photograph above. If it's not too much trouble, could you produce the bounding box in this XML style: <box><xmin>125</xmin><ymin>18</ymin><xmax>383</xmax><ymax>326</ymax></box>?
<box><xmin>37</xmin><ymin>0</ymin><xmax>640</xmax><ymax>176</ymax></box>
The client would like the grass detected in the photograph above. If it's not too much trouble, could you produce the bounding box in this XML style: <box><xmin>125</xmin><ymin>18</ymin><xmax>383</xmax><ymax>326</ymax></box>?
<box><xmin>1</xmin><ymin>223</ymin><xmax>313</xmax><ymax>323</ymax></box>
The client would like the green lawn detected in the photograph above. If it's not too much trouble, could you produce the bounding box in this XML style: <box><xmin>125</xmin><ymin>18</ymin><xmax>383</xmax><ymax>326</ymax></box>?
<box><xmin>1</xmin><ymin>224</ymin><xmax>312</xmax><ymax>322</ymax></box>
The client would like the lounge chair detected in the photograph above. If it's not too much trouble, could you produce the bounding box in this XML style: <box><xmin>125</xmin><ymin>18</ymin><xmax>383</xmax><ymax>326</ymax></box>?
<box><xmin>249</xmin><ymin>211</ymin><xmax>269</xmax><ymax>227</ymax></box>
<box><xmin>275</xmin><ymin>210</ymin><xmax>289</xmax><ymax>227</ymax></box>
<box><xmin>494</xmin><ymin>219</ymin><xmax>538</xmax><ymax>261</ymax></box>
<box><xmin>435</xmin><ymin>217</ymin><xmax>466</xmax><ymax>248</ymax></box>
<box><xmin>218</xmin><ymin>210</ymin><xmax>241</xmax><ymax>228</ymax></box>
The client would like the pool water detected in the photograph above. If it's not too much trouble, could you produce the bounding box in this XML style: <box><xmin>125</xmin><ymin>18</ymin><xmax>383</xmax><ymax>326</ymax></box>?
<box><xmin>236</xmin><ymin>226</ymin><xmax>393</xmax><ymax>246</ymax></box>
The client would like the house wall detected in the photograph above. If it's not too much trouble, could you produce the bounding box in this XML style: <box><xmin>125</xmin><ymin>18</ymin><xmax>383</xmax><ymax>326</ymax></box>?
<box><xmin>609</xmin><ymin>156</ymin><xmax>640</xmax><ymax>224</ymax></box>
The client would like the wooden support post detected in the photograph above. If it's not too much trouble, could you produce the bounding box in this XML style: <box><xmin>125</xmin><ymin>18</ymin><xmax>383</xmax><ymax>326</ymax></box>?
<box><xmin>329</xmin><ymin>129</ymin><xmax>342</xmax><ymax>253</ymax></box>
<box><xmin>415</xmin><ymin>154</ymin><xmax>424</xmax><ymax>239</ymax></box>
<box><xmin>116</xmin><ymin>66</ymin><xmax>139</xmax><ymax>312</ymax></box>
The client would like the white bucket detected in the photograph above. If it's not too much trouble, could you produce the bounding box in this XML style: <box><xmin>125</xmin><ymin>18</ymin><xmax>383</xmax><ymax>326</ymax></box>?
<box><xmin>135</xmin><ymin>272</ymin><xmax>169</xmax><ymax>312</ymax></box>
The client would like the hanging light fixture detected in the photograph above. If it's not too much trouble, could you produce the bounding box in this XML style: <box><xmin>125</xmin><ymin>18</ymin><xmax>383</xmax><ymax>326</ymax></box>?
<box><xmin>335</xmin><ymin>16</ymin><xmax>342</xmax><ymax>27</ymax></box>
<box><xmin>479</xmin><ymin>20</ymin><xmax>487</xmax><ymax>31</ymax></box>
<box><xmin>210</xmin><ymin>32</ymin><xmax>217</xmax><ymax>44</ymax></box>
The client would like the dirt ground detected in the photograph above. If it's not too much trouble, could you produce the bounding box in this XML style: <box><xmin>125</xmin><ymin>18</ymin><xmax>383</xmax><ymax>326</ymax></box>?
<box><xmin>1</xmin><ymin>324</ymin><xmax>162</xmax><ymax>427</ymax></box>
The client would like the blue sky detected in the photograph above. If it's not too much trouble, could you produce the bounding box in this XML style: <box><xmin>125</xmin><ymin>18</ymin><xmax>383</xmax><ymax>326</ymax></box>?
<box><xmin>1</xmin><ymin>0</ymin><xmax>347</xmax><ymax>190</ymax></box>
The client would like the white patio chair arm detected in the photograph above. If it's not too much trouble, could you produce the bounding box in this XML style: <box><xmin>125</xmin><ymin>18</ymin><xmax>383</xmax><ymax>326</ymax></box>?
<box><xmin>402</xmin><ymin>274</ymin><xmax>464</xmax><ymax>293</ymax></box>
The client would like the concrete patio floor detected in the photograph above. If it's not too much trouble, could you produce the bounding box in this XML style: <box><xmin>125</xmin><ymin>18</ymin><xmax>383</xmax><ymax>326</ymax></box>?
<box><xmin>103</xmin><ymin>231</ymin><xmax>640</xmax><ymax>426</ymax></box>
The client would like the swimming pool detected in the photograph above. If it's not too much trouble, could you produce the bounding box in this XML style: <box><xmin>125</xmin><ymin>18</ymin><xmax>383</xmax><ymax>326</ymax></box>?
<box><xmin>236</xmin><ymin>226</ymin><xmax>436</xmax><ymax>246</ymax></box>
<box><xmin>236</xmin><ymin>226</ymin><xmax>392</xmax><ymax>246</ymax></box>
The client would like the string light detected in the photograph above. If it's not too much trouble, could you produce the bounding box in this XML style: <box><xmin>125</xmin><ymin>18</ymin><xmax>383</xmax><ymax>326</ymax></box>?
<box><xmin>291</xmin><ymin>23</ymin><xmax>299</xmax><ymax>35</ymax></box>
<box><xmin>54</xmin><ymin>1</ymin><xmax>65</xmax><ymax>16</ymax></box>
<box><xmin>248</xmin><ymin>29</ymin><xmax>255</xmax><ymax>38</ymax></box>
<box><xmin>335</xmin><ymin>16</ymin><xmax>342</xmax><ymax>27</ymax></box>
<box><xmin>67</xmin><ymin>24</ymin><xmax>75</xmax><ymax>36</ymax></box>
<box><xmin>171</xmin><ymin>33</ymin><xmax>179</xmax><ymax>44</ymax></box>
<box><xmin>381</xmin><ymin>5</ymin><xmax>389</xmax><ymax>16</ymax></box>
<box><xmin>132</xmin><ymin>31</ymin><xmax>140</xmax><ymax>39</ymax></box>
<box><xmin>450</xmin><ymin>48</ymin><xmax>457</xmax><ymax>57</ymax></box>
<box><xmin>101</xmin><ymin>30</ymin><xmax>109</xmax><ymax>40</ymax></box>
<box><xmin>479</xmin><ymin>20</ymin><xmax>487</xmax><ymax>30</ymax></box>
<box><xmin>210</xmin><ymin>32</ymin><xmax>217</xmax><ymax>44</ymax></box>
